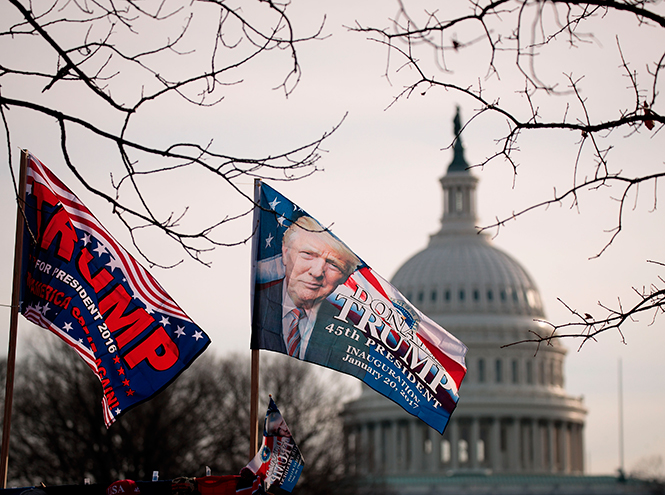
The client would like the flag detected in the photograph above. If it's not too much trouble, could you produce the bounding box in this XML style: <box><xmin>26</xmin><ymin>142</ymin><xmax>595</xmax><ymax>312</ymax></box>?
<box><xmin>18</xmin><ymin>152</ymin><xmax>211</xmax><ymax>427</ymax></box>
<box><xmin>251</xmin><ymin>182</ymin><xmax>467</xmax><ymax>433</ymax></box>
<box><xmin>245</xmin><ymin>397</ymin><xmax>304</xmax><ymax>493</ymax></box>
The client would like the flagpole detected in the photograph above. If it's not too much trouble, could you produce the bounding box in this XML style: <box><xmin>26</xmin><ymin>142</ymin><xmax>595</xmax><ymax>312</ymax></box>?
<box><xmin>1</xmin><ymin>150</ymin><xmax>28</xmax><ymax>487</ymax></box>
<box><xmin>249</xmin><ymin>179</ymin><xmax>262</xmax><ymax>459</ymax></box>
<box><xmin>618</xmin><ymin>358</ymin><xmax>625</xmax><ymax>478</ymax></box>
<box><xmin>249</xmin><ymin>349</ymin><xmax>260</xmax><ymax>458</ymax></box>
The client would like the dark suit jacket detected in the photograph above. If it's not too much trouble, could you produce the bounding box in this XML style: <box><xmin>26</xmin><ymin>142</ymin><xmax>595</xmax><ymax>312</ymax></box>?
<box><xmin>251</xmin><ymin>279</ymin><xmax>357</xmax><ymax>369</ymax></box>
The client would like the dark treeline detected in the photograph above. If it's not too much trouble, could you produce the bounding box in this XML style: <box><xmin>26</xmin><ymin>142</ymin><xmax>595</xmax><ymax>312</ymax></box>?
<box><xmin>0</xmin><ymin>336</ymin><xmax>358</xmax><ymax>495</ymax></box>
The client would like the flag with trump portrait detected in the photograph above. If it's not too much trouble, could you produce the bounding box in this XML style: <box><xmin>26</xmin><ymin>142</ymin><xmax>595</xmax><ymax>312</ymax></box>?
<box><xmin>245</xmin><ymin>396</ymin><xmax>304</xmax><ymax>493</ymax></box>
<box><xmin>251</xmin><ymin>181</ymin><xmax>468</xmax><ymax>434</ymax></box>
<box><xmin>18</xmin><ymin>152</ymin><xmax>210</xmax><ymax>427</ymax></box>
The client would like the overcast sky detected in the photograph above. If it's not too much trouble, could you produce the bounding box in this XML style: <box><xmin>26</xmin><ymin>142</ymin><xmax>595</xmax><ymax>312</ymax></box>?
<box><xmin>1</xmin><ymin>0</ymin><xmax>663</xmax><ymax>477</ymax></box>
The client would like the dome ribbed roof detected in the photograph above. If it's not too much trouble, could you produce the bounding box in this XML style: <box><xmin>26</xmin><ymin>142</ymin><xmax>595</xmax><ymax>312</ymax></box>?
<box><xmin>391</xmin><ymin>233</ymin><xmax>544</xmax><ymax>317</ymax></box>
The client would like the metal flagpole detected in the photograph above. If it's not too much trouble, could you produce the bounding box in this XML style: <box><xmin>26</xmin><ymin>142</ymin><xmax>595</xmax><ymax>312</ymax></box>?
<box><xmin>618</xmin><ymin>358</ymin><xmax>625</xmax><ymax>478</ymax></box>
<box><xmin>1</xmin><ymin>150</ymin><xmax>29</xmax><ymax>487</ymax></box>
<box><xmin>249</xmin><ymin>179</ymin><xmax>262</xmax><ymax>459</ymax></box>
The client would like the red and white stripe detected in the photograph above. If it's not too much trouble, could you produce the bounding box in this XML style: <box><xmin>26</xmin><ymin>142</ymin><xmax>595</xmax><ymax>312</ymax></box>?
<box><xmin>26</xmin><ymin>153</ymin><xmax>191</xmax><ymax>322</ymax></box>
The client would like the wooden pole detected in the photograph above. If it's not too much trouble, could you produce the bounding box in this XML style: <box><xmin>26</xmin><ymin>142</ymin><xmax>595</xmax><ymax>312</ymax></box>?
<box><xmin>249</xmin><ymin>179</ymin><xmax>261</xmax><ymax>459</ymax></box>
<box><xmin>1</xmin><ymin>150</ymin><xmax>29</xmax><ymax>487</ymax></box>
<box><xmin>249</xmin><ymin>348</ymin><xmax>260</xmax><ymax>458</ymax></box>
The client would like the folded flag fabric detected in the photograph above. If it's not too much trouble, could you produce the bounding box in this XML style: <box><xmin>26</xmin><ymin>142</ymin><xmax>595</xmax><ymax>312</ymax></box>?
<box><xmin>18</xmin><ymin>152</ymin><xmax>211</xmax><ymax>426</ymax></box>
<box><xmin>245</xmin><ymin>397</ymin><xmax>304</xmax><ymax>493</ymax></box>
<box><xmin>251</xmin><ymin>182</ymin><xmax>467</xmax><ymax>433</ymax></box>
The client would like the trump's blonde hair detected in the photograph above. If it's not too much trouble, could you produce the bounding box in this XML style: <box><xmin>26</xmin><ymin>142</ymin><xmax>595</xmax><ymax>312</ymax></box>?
<box><xmin>282</xmin><ymin>216</ymin><xmax>360</xmax><ymax>277</ymax></box>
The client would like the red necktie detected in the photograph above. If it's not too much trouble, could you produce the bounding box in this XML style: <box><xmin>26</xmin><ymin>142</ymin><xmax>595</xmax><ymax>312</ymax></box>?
<box><xmin>286</xmin><ymin>308</ymin><xmax>304</xmax><ymax>357</ymax></box>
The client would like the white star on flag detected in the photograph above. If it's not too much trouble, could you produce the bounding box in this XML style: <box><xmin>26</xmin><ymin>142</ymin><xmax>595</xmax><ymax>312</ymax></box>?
<box><xmin>159</xmin><ymin>315</ymin><xmax>170</xmax><ymax>327</ymax></box>
<box><xmin>93</xmin><ymin>242</ymin><xmax>108</xmax><ymax>257</ymax></box>
<box><xmin>106</xmin><ymin>255</ymin><xmax>123</xmax><ymax>273</ymax></box>
<box><xmin>41</xmin><ymin>302</ymin><xmax>51</xmax><ymax>315</ymax></box>
<box><xmin>193</xmin><ymin>330</ymin><xmax>203</xmax><ymax>341</ymax></box>
<box><xmin>277</xmin><ymin>215</ymin><xmax>286</xmax><ymax>227</ymax></box>
<box><xmin>175</xmin><ymin>326</ymin><xmax>186</xmax><ymax>338</ymax></box>
<box><xmin>81</xmin><ymin>232</ymin><xmax>91</xmax><ymax>246</ymax></box>
<box><xmin>269</xmin><ymin>197</ymin><xmax>280</xmax><ymax>210</ymax></box>
<box><xmin>63</xmin><ymin>321</ymin><xmax>73</xmax><ymax>332</ymax></box>
<box><xmin>265</xmin><ymin>233</ymin><xmax>274</xmax><ymax>248</ymax></box>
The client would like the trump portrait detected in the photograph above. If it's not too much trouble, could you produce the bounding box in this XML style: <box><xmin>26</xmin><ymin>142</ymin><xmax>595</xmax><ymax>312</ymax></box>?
<box><xmin>252</xmin><ymin>215</ymin><xmax>361</xmax><ymax>361</ymax></box>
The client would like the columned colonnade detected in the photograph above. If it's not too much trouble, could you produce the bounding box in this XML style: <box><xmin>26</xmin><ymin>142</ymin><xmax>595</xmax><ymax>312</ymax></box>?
<box><xmin>342</xmin><ymin>109</ymin><xmax>590</xmax><ymax>485</ymax></box>
<box><xmin>344</xmin><ymin>415</ymin><xmax>584</xmax><ymax>476</ymax></box>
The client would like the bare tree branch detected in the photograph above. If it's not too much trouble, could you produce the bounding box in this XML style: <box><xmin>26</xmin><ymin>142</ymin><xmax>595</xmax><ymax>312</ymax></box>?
<box><xmin>1</xmin><ymin>0</ymin><xmax>337</xmax><ymax>267</ymax></box>
<box><xmin>354</xmin><ymin>0</ymin><xmax>665</xmax><ymax>344</ymax></box>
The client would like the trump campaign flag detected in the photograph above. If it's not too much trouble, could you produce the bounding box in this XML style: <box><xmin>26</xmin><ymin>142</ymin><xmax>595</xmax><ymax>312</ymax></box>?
<box><xmin>251</xmin><ymin>182</ymin><xmax>467</xmax><ymax>434</ymax></box>
<box><xmin>245</xmin><ymin>397</ymin><xmax>304</xmax><ymax>493</ymax></box>
<box><xmin>18</xmin><ymin>152</ymin><xmax>210</xmax><ymax>426</ymax></box>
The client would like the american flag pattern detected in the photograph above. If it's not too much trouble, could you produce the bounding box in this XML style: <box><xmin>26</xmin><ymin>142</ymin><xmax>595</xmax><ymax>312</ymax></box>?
<box><xmin>19</xmin><ymin>152</ymin><xmax>210</xmax><ymax>426</ymax></box>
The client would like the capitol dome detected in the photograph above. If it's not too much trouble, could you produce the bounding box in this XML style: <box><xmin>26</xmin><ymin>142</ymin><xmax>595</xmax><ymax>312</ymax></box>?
<box><xmin>342</xmin><ymin>109</ymin><xmax>587</xmax><ymax>488</ymax></box>
<box><xmin>393</xmin><ymin>233</ymin><xmax>544</xmax><ymax>319</ymax></box>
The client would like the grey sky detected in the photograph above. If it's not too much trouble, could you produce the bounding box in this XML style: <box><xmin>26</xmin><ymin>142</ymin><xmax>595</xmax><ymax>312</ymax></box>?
<box><xmin>1</xmin><ymin>0</ymin><xmax>663</xmax><ymax>477</ymax></box>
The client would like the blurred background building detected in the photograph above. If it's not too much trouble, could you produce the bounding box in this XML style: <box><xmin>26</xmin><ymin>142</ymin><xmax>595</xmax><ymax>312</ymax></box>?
<box><xmin>342</xmin><ymin>110</ymin><xmax>647</xmax><ymax>495</ymax></box>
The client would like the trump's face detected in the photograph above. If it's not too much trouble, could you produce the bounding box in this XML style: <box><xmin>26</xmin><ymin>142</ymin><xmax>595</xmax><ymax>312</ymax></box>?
<box><xmin>282</xmin><ymin>229</ymin><xmax>350</xmax><ymax>310</ymax></box>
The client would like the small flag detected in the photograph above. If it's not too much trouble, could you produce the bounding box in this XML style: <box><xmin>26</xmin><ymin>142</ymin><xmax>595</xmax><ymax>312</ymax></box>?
<box><xmin>19</xmin><ymin>152</ymin><xmax>211</xmax><ymax>427</ymax></box>
<box><xmin>251</xmin><ymin>182</ymin><xmax>467</xmax><ymax>433</ymax></box>
<box><xmin>245</xmin><ymin>397</ymin><xmax>304</xmax><ymax>493</ymax></box>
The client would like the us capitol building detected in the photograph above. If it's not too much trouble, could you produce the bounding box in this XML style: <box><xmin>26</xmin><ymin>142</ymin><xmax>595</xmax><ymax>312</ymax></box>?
<box><xmin>341</xmin><ymin>110</ymin><xmax>648</xmax><ymax>495</ymax></box>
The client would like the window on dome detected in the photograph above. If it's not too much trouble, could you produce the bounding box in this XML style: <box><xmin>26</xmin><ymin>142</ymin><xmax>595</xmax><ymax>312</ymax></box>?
<box><xmin>525</xmin><ymin>289</ymin><xmax>537</xmax><ymax>308</ymax></box>
<box><xmin>539</xmin><ymin>360</ymin><xmax>545</xmax><ymax>385</ymax></box>
<box><xmin>512</xmin><ymin>289</ymin><xmax>519</xmax><ymax>302</ymax></box>
<box><xmin>512</xmin><ymin>359</ymin><xmax>519</xmax><ymax>384</ymax></box>
<box><xmin>418</xmin><ymin>291</ymin><xmax>424</xmax><ymax>303</ymax></box>
<box><xmin>526</xmin><ymin>361</ymin><xmax>533</xmax><ymax>384</ymax></box>
<box><xmin>500</xmin><ymin>289</ymin><xmax>507</xmax><ymax>301</ymax></box>
<box><xmin>495</xmin><ymin>359</ymin><xmax>503</xmax><ymax>383</ymax></box>
<box><xmin>478</xmin><ymin>358</ymin><xmax>486</xmax><ymax>383</ymax></box>
<box><xmin>445</xmin><ymin>290</ymin><xmax>451</xmax><ymax>301</ymax></box>
<box><xmin>549</xmin><ymin>360</ymin><xmax>555</xmax><ymax>386</ymax></box>
<box><xmin>487</xmin><ymin>289</ymin><xmax>494</xmax><ymax>301</ymax></box>
<box><xmin>557</xmin><ymin>361</ymin><xmax>564</xmax><ymax>387</ymax></box>
<box><xmin>455</xmin><ymin>187</ymin><xmax>464</xmax><ymax>212</ymax></box>
<box><xmin>459</xmin><ymin>289</ymin><xmax>465</xmax><ymax>301</ymax></box>
<box><xmin>473</xmin><ymin>289</ymin><xmax>480</xmax><ymax>301</ymax></box>
<box><xmin>431</xmin><ymin>290</ymin><xmax>437</xmax><ymax>302</ymax></box>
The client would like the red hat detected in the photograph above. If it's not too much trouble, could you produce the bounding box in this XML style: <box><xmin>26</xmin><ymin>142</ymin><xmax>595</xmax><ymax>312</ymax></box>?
<box><xmin>107</xmin><ymin>480</ymin><xmax>141</xmax><ymax>494</ymax></box>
